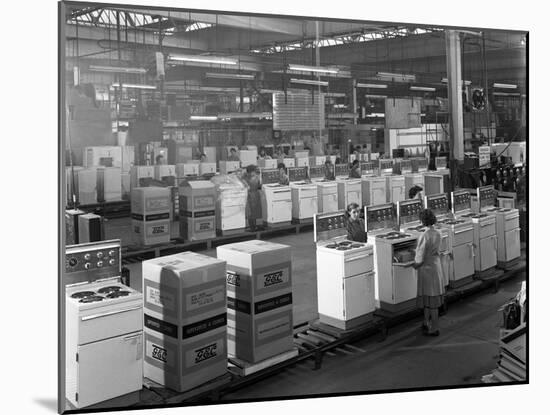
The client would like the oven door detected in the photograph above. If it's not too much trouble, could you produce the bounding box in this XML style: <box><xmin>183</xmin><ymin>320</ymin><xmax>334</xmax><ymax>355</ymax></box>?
<box><xmin>478</xmin><ymin>235</ymin><xmax>497</xmax><ymax>271</ymax></box>
<box><xmin>320</xmin><ymin>192</ymin><xmax>338</xmax><ymax>213</ymax></box>
<box><xmin>297</xmin><ymin>196</ymin><xmax>318</xmax><ymax>219</ymax></box>
<box><xmin>452</xmin><ymin>243</ymin><xmax>475</xmax><ymax>281</ymax></box>
<box><xmin>343</xmin><ymin>271</ymin><xmax>375</xmax><ymax>319</ymax></box>
<box><xmin>504</xmin><ymin>228</ymin><xmax>521</xmax><ymax>262</ymax></box>
<box><xmin>76</xmin><ymin>331</ymin><xmax>143</xmax><ymax>408</ymax></box>
<box><xmin>392</xmin><ymin>265</ymin><xmax>417</xmax><ymax>304</ymax></box>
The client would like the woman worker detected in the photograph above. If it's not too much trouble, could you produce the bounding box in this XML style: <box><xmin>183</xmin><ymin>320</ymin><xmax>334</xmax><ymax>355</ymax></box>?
<box><xmin>243</xmin><ymin>165</ymin><xmax>262</xmax><ymax>231</ymax></box>
<box><xmin>349</xmin><ymin>159</ymin><xmax>362</xmax><ymax>178</ymax></box>
<box><xmin>346</xmin><ymin>202</ymin><xmax>367</xmax><ymax>242</ymax></box>
<box><xmin>407</xmin><ymin>208</ymin><xmax>445</xmax><ymax>336</ymax></box>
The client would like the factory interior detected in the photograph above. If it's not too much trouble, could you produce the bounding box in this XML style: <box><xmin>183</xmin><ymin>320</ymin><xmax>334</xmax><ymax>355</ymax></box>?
<box><xmin>56</xmin><ymin>1</ymin><xmax>532</xmax><ymax>414</ymax></box>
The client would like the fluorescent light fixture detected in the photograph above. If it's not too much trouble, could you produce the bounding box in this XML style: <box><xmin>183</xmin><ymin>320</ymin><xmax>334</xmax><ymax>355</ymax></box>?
<box><xmin>441</xmin><ymin>78</ymin><xmax>472</xmax><ymax>86</ymax></box>
<box><xmin>288</xmin><ymin>64</ymin><xmax>339</xmax><ymax>74</ymax></box>
<box><xmin>365</xmin><ymin>94</ymin><xmax>387</xmax><ymax>99</ymax></box>
<box><xmin>169</xmin><ymin>54</ymin><xmax>237</xmax><ymax>65</ymax></box>
<box><xmin>205</xmin><ymin>72</ymin><xmax>255</xmax><ymax>80</ymax></box>
<box><xmin>290</xmin><ymin>78</ymin><xmax>329</xmax><ymax>87</ymax></box>
<box><xmin>189</xmin><ymin>115</ymin><xmax>218</xmax><ymax>121</ymax></box>
<box><xmin>89</xmin><ymin>65</ymin><xmax>147</xmax><ymax>74</ymax></box>
<box><xmin>327</xmin><ymin>113</ymin><xmax>357</xmax><ymax>119</ymax></box>
<box><xmin>492</xmin><ymin>92</ymin><xmax>521</xmax><ymax>97</ymax></box>
<box><xmin>112</xmin><ymin>83</ymin><xmax>156</xmax><ymax>90</ymax></box>
<box><xmin>366</xmin><ymin>113</ymin><xmax>385</xmax><ymax>117</ymax></box>
<box><xmin>325</xmin><ymin>92</ymin><xmax>347</xmax><ymax>97</ymax></box>
<box><xmin>333</xmin><ymin>104</ymin><xmax>348</xmax><ymax>109</ymax></box>
<box><xmin>410</xmin><ymin>86</ymin><xmax>436</xmax><ymax>92</ymax></box>
<box><xmin>356</xmin><ymin>83</ymin><xmax>388</xmax><ymax>89</ymax></box>
<box><xmin>218</xmin><ymin>112</ymin><xmax>272</xmax><ymax>120</ymax></box>
<box><xmin>376</xmin><ymin>72</ymin><xmax>416</xmax><ymax>82</ymax></box>
<box><xmin>493</xmin><ymin>83</ymin><xmax>517</xmax><ymax>89</ymax></box>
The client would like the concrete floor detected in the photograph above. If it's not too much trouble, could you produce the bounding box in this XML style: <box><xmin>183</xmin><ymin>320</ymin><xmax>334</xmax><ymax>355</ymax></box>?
<box><xmin>101</xmin><ymin>217</ymin><xmax>526</xmax><ymax>402</ymax></box>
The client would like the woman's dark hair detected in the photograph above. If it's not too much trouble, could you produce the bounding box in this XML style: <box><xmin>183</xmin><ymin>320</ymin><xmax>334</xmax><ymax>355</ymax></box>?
<box><xmin>345</xmin><ymin>202</ymin><xmax>360</xmax><ymax>218</ymax></box>
<box><xmin>409</xmin><ymin>185</ymin><xmax>423</xmax><ymax>199</ymax></box>
<box><xmin>155</xmin><ymin>154</ymin><xmax>164</xmax><ymax>163</ymax></box>
<box><xmin>419</xmin><ymin>209</ymin><xmax>437</xmax><ymax>226</ymax></box>
<box><xmin>246</xmin><ymin>164</ymin><xmax>256</xmax><ymax>174</ymax></box>
<box><xmin>352</xmin><ymin>159</ymin><xmax>360</xmax><ymax>167</ymax></box>
<box><xmin>277</xmin><ymin>162</ymin><xmax>286</xmax><ymax>170</ymax></box>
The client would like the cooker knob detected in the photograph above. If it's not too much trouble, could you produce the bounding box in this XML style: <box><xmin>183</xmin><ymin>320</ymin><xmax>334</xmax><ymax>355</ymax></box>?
<box><xmin>109</xmin><ymin>259</ymin><xmax>116</xmax><ymax>266</ymax></box>
<box><xmin>97</xmin><ymin>261</ymin><xmax>104</xmax><ymax>268</ymax></box>
<box><xmin>108</xmin><ymin>250</ymin><xmax>116</xmax><ymax>257</ymax></box>
<box><xmin>97</xmin><ymin>251</ymin><xmax>104</xmax><ymax>259</ymax></box>
<box><xmin>84</xmin><ymin>253</ymin><xmax>91</xmax><ymax>260</ymax></box>
<box><xmin>84</xmin><ymin>263</ymin><xmax>91</xmax><ymax>270</ymax></box>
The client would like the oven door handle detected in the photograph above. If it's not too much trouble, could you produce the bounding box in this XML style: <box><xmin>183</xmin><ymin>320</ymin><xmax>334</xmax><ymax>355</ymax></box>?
<box><xmin>481</xmin><ymin>222</ymin><xmax>495</xmax><ymax>227</ymax></box>
<box><xmin>454</xmin><ymin>228</ymin><xmax>472</xmax><ymax>235</ymax></box>
<box><xmin>506</xmin><ymin>214</ymin><xmax>520</xmax><ymax>221</ymax></box>
<box><xmin>81</xmin><ymin>305</ymin><xmax>142</xmax><ymax>321</ymax></box>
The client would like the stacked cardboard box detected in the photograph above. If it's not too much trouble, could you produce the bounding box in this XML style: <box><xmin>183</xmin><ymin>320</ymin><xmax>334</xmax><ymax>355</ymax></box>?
<box><xmin>131</xmin><ymin>187</ymin><xmax>171</xmax><ymax>246</ymax></box>
<box><xmin>216</xmin><ymin>240</ymin><xmax>294</xmax><ymax>363</ymax></box>
<box><xmin>97</xmin><ymin>167</ymin><xmax>122</xmax><ymax>202</ymax></box>
<box><xmin>179</xmin><ymin>181</ymin><xmax>216</xmax><ymax>241</ymax></box>
<box><xmin>77</xmin><ymin>168</ymin><xmax>98</xmax><ymax>205</ymax></box>
<box><xmin>65</xmin><ymin>209</ymin><xmax>85</xmax><ymax>245</ymax></box>
<box><xmin>83</xmin><ymin>146</ymin><xmax>122</xmax><ymax>168</ymax></box>
<box><xmin>130</xmin><ymin>165</ymin><xmax>155</xmax><ymax>189</ymax></box>
<box><xmin>492</xmin><ymin>323</ymin><xmax>526</xmax><ymax>382</ymax></box>
<box><xmin>142</xmin><ymin>252</ymin><xmax>227</xmax><ymax>392</ymax></box>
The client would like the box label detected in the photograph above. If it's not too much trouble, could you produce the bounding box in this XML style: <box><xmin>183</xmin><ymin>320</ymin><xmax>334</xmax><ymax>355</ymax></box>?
<box><xmin>186</xmin><ymin>285</ymin><xmax>225</xmax><ymax>311</ymax></box>
<box><xmin>144</xmin><ymin>333</ymin><xmax>178</xmax><ymax>375</ymax></box>
<box><xmin>182</xmin><ymin>313</ymin><xmax>227</xmax><ymax>339</ymax></box>
<box><xmin>147</xmin><ymin>286</ymin><xmax>176</xmax><ymax>312</ymax></box>
<box><xmin>254</xmin><ymin>293</ymin><xmax>293</xmax><ymax>314</ymax></box>
<box><xmin>227</xmin><ymin>296</ymin><xmax>251</xmax><ymax>314</ymax></box>
<box><xmin>144</xmin><ymin>314</ymin><xmax>178</xmax><ymax>338</ymax></box>
<box><xmin>146</xmin><ymin>222</ymin><xmax>169</xmax><ymax>237</ymax></box>
<box><xmin>183</xmin><ymin>336</ymin><xmax>226</xmax><ymax>373</ymax></box>
<box><xmin>146</xmin><ymin>196</ymin><xmax>171</xmax><ymax>211</ymax></box>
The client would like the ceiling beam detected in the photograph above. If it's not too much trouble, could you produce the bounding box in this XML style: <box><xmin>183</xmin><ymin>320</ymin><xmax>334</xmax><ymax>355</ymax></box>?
<box><xmin>65</xmin><ymin>24</ymin><xmax>208</xmax><ymax>51</ymax></box>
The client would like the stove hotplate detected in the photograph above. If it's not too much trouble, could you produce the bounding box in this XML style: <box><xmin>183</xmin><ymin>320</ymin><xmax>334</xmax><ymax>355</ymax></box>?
<box><xmin>440</xmin><ymin>219</ymin><xmax>466</xmax><ymax>225</ymax></box>
<box><xmin>71</xmin><ymin>291</ymin><xmax>96</xmax><ymax>299</ymax></box>
<box><xmin>98</xmin><ymin>286</ymin><xmax>124</xmax><ymax>294</ymax></box>
<box><xmin>461</xmin><ymin>213</ymin><xmax>489</xmax><ymax>219</ymax></box>
<box><xmin>406</xmin><ymin>225</ymin><xmax>426</xmax><ymax>232</ymax></box>
<box><xmin>486</xmin><ymin>207</ymin><xmax>512</xmax><ymax>213</ymax></box>
<box><xmin>79</xmin><ymin>295</ymin><xmax>105</xmax><ymax>303</ymax></box>
<box><xmin>378</xmin><ymin>231</ymin><xmax>411</xmax><ymax>240</ymax></box>
<box><xmin>323</xmin><ymin>240</ymin><xmax>365</xmax><ymax>250</ymax></box>
<box><xmin>106</xmin><ymin>291</ymin><xmax>130</xmax><ymax>298</ymax></box>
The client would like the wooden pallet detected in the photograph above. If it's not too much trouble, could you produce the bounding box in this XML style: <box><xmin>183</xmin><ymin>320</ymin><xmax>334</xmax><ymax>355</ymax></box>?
<box><xmin>143</xmin><ymin>373</ymin><xmax>232</xmax><ymax>404</ymax></box>
<box><xmin>448</xmin><ymin>279</ymin><xmax>484</xmax><ymax>297</ymax></box>
<box><xmin>475</xmin><ymin>267</ymin><xmax>503</xmax><ymax>280</ymax></box>
<box><xmin>228</xmin><ymin>348</ymin><xmax>299</xmax><ymax>377</ymax></box>
<box><xmin>292</xmin><ymin>217</ymin><xmax>313</xmax><ymax>225</ymax></box>
<box><xmin>216</xmin><ymin>228</ymin><xmax>247</xmax><ymax>237</ymax></box>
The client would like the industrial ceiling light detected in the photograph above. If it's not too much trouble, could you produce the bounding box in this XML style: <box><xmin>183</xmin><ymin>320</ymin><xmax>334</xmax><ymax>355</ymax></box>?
<box><xmin>493</xmin><ymin>83</ymin><xmax>517</xmax><ymax>89</ymax></box>
<box><xmin>325</xmin><ymin>92</ymin><xmax>347</xmax><ymax>97</ymax></box>
<box><xmin>365</xmin><ymin>94</ymin><xmax>388</xmax><ymax>99</ymax></box>
<box><xmin>168</xmin><ymin>54</ymin><xmax>237</xmax><ymax>65</ymax></box>
<box><xmin>112</xmin><ymin>83</ymin><xmax>156</xmax><ymax>90</ymax></box>
<box><xmin>356</xmin><ymin>83</ymin><xmax>388</xmax><ymax>89</ymax></box>
<box><xmin>410</xmin><ymin>86</ymin><xmax>436</xmax><ymax>92</ymax></box>
<box><xmin>441</xmin><ymin>78</ymin><xmax>472</xmax><ymax>86</ymax></box>
<box><xmin>189</xmin><ymin>115</ymin><xmax>218</xmax><ymax>121</ymax></box>
<box><xmin>204</xmin><ymin>72</ymin><xmax>255</xmax><ymax>80</ymax></box>
<box><xmin>89</xmin><ymin>65</ymin><xmax>147</xmax><ymax>74</ymax></box>
<box><xmin>376</xmin><ymin>71</ymin><xmax>416</xmax><ymax>82</ymax></box>
<box><xmin>287</xmin><ymin>64</ymin><xmax>339</xmax><ymax>74</ymax></box>
<box><xmin>492</xmin><ymin>92</ymin><xmax>521</xmax><ymax>97</ymax></box>
<box><xmin>365</xmin><ymin>113</ymin><xmax>385</xmax><ymax>117</ymax></box>
<box><xmin>217</xmin><ymin>112</ymin><xmax>272</xmax><ymax>120</ymax></box>
<box><xmin>290</xmin><ymin>78</ymin><xmax>329</xmax><ymax>87</ymax></box>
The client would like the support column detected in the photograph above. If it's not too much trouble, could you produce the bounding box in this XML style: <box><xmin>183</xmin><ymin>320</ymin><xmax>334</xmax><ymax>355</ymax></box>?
<box><xmin>445</xmin><ymin>30</ymin><xmax>464</xmax><ymax>190</ymax></box>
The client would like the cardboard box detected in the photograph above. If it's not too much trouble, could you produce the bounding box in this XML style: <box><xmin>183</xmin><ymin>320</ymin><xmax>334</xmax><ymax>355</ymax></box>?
<box><xmin>216</xmin><ymin>240</ymin><xmax>294</xmax><ymax>363</ymax></box>
<box><xmin>219</xmin><ymin>161</ymin><xmax>241</xmax><ymax>175</ymax></box>
<box><xmin>199</xmin><ymin>163</ymin><xmax>217</xmax><ymax>175</ymax></box>
<box><xmin>97</xmin><ymin>167</ymin><xmax>122</xmax><ymax>202</ymax></box>
<box><xmin>142</xmin><ymin>252</ymin><xmax>227</xmax><ymax>392</ymax></box>
<box><xmin>166</xmin><ymin>140</ymin><xmax>195</xmax><ymax>164</ymax></box>
<box><xmin>258</xmin><ymin>159</ymin><xmax>278</xmax><ymax>169</ymax></box>
<box><xmin>179</xmin><ymin>181</ymin><xmax>216</xmax><ymax>241</ymax></box>
<box><xmin>239</xmin><ymin>149</ymin><xmax>258</xmax><ymax>167</ymax></box>
<box><xmin>155</xmin><ymin>164</ymin><xmax>176</xmax><ymax>181</ymax></box>
<box><xmin>77</xmin><ymin>168</ymin><xmax>98</xmax><ymax>205</ymax></box>
<box><xmin>295</xmin><ymin>157</ymin><xmax>309</xmax><ymax>167</ymax></box>
<box><xmin>176</xmin><ymin>163</ymin><xmax>199</xmax><ymax>178</ymax></box>
<box><xmin>83</xmin><ymin>146</ymin><xmax>122</xmax><ymax>168</ymax></box>
<box><xmin>78</xmin><ymin>213</ymin><xmax>104</xmax><ymax>243</ymax></box>
<box><xmin>131</xmin><ymin>187</ymin><xmax>171</xmax><ymax>246</ymax></box>
<box><xmin>130</xmin><ymin>165</ymin><xmax>155</xmax><ymax>189</ymax></box>
<box><xmin>65</xmin><ymin>209</ymin><xmax>85</xmax><ymax>245</ymax></box>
